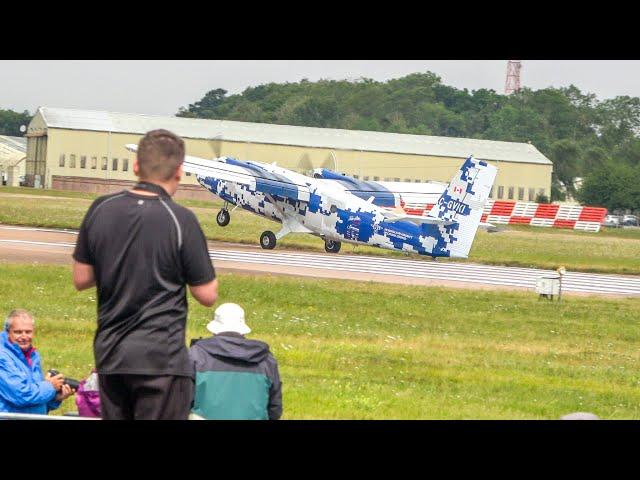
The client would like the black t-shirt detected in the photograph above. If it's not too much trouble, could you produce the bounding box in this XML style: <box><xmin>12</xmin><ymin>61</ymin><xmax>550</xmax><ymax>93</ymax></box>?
<box><xmin>73</xmin><ymin>188</ymin><xmax>215</xmax><ymax>377</ymax></box>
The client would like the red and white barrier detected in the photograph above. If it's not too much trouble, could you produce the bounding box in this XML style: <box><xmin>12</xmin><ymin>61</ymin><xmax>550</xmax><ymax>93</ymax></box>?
<box><xmin>481</xmin><ymin>200</ymin><xmax>607</xmax><ymax>232</ymax></box>
<box><xmin>401</xmin><ymin>199</ymin><xmax>607</xmax><ymax>233</ymax></box>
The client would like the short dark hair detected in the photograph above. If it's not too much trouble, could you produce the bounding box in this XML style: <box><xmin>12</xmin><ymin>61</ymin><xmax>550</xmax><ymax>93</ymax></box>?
<box><xmin>136</xmin><ymin>129</ymin><xmax>185</xmax><ymax>181</ymax></box>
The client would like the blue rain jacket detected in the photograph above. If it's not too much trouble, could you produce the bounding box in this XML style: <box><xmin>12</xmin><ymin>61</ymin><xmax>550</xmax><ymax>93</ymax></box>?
<box><xmin>0</xmin><ymin>331</ymin><xmax>60</xmax><ymax>415</ymax></box>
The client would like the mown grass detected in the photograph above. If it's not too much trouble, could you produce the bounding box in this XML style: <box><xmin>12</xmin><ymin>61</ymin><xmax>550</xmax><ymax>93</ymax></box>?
<box><xmin>1</xmin><ymin>186</ymin><xmax>639</xmax><ymax>274</ymax></box>
<box><xmin>1</xmin><ymin>263</ymin><xmax>639</xmax><ymax>419</ymax></box>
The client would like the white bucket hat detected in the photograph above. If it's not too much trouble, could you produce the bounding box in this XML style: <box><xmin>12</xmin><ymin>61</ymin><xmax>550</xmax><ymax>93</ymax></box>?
<box><xmin>206</xmin><ymin>303</ymin><xmax>251</xmax><ymax>335</ymax></box>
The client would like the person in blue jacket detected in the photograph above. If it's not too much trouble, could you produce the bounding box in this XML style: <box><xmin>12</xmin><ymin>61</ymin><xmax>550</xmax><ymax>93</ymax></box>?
<box><xmin>0</xmin><ymin>309</ymin><xmax>75</xmax><ymax>415</ymax></box>
<box><xmin>189</xmin><ymin>303</ymin><xmax>282</xmax><ymax>420</ymax></box>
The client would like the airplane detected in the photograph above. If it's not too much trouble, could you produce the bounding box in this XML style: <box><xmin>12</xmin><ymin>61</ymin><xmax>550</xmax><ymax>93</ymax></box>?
<box><xmin>125</xmin><ymin>145</ymin><xmax>497</xmax><ymax>259</ymax></box>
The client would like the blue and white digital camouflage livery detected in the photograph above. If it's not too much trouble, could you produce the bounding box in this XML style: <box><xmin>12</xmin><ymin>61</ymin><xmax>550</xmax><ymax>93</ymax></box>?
<box><xmin>126</xmin><ymin>144</ymin><xmax>497</xmax><ymax>258</ymax></box>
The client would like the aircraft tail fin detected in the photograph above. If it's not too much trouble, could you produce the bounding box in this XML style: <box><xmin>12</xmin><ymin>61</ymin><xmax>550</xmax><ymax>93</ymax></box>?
<box><xmin>427</xmin><ymin>156</ymin><xmax>497</xmax><ymax>258</ymax></box>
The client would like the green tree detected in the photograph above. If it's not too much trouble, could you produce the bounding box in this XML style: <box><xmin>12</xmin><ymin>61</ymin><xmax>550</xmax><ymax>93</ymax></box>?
<box><xmin>0</xmin><ymin>109</ymin><xmax>32</xmax><ymax>136</ymax></box>
<box><xmin>577</xmin><ymin>162</ymin><xmax>640</xmax><ymax>210</ymax></box>
<box><xmin>549</xmin><ymin>139</ymin><xmax>580</xmax><ymax>190</ymax></box>
<box><xmin>177</xmin><ymin>89</ymin><xmax>228</xmax><ymax>118</ymax></box>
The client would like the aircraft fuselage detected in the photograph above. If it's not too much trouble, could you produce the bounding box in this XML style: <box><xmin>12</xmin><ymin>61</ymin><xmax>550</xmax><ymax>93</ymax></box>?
<box><xmin>197</xmin><ymin>173</ymin><xmax>457</xmax><ymax>257</ymax></box>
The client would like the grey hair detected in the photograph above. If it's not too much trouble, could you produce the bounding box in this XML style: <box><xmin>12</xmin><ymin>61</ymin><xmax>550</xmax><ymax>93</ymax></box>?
<box><xmin>4</xmin><ymin>309</ymin><xmax>34</xmax><ymax>332</ymax></box>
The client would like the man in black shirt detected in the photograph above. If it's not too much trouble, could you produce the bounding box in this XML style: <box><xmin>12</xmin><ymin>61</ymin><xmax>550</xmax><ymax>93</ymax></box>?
<box><xmin>72</xmin><ymin>129</ymin><xmax>218</xmax><ymax>420</ymax></box>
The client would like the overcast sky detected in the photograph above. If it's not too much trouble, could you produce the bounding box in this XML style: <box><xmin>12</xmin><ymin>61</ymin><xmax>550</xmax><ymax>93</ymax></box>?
<box><xmin>1</xmin><ymin>60</ymin><xmax>639</xmax><ymax>117</ymax></box>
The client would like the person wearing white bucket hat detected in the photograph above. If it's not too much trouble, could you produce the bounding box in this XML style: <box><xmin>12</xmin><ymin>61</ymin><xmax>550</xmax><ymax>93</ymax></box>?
<box><xmin>205</xmin><ymin>303</ymin><xmax>251</xmax><ymax>335</ymax></box>
<box><xmin>189</xmin><ymin>303</ymin><xmax>282</xmax><ymax>420</ymax></box>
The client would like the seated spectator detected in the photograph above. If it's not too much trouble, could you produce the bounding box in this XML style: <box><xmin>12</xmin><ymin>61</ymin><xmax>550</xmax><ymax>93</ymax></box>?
<box><xmin>189</xmin><ymin>303</ymin><xmax>282</xmax><ymax>420</ymax></box>
<box><xmin>0</xmin><ymin>309</ymin><xmax>75</xmax><ymax>415</ymax></box>
<box><xmin>76</xmin><ymin>369</ymin><xmax>101</xmax><ymax>418</ymax></box>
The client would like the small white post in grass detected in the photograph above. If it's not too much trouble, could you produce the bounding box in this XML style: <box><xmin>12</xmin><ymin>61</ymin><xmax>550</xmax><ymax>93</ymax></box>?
<box><xmin>557</xmin><ymin>266</ymin><xmax>566</xmax><ymax>302</ymax></box>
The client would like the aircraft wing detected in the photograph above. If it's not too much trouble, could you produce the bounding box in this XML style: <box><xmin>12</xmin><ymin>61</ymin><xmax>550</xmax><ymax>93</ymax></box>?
<box><xmin>124</xmin><ymin>144</ymin><xmax>310</xmax><ymax>202</ymax></box>
<box><xmin>313</xmin><ymin>168</ymin><xmax>444</xmax><ymax>209</ymax></box>
<box><xmin>125</xmin><ymin>144</ymin><xmax>254</xmax><ymax>187</ymax></box>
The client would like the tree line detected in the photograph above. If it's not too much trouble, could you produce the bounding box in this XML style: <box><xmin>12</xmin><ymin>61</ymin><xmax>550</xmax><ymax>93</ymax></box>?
<box><xmin>177</xmin><ymin>72</ymin><xmax>640</xmax><ymax>211</ymax></box>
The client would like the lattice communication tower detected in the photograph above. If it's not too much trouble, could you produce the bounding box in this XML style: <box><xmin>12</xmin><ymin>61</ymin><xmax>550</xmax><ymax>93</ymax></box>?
<box><xmin>504</xmin><ymin>60</ymin><xmax>522</xmax><ymax>95</ymax></box>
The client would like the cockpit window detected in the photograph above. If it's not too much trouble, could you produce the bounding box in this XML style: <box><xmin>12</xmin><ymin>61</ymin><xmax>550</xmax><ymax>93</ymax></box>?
<box><xmin>330</xmin><ymin>205</ymin><xmax>337</xmax><ymax>213</ymax></box>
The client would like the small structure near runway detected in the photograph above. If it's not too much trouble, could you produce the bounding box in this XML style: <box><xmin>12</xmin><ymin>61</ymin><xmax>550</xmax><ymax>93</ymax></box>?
<box><xmin>536</xmin><ymin>266</ymin><xmax>566</xmax><ymax>301</ymax></box>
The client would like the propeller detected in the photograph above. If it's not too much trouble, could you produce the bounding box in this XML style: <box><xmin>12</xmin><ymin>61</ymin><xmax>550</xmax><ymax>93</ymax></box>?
<box><xmin>295</xmin><ymin>153</ymin><xmax>315</xmax><ymax>177</ymax></box>
<box><xmin>209</xmin><ymin>133</ymin><xmax>224</xmax><ymax>159</ymax></box>
<box><xmin>320</xmin><ymin>152</ymin><xmax>337</xmax><ymax>172</ymax></box>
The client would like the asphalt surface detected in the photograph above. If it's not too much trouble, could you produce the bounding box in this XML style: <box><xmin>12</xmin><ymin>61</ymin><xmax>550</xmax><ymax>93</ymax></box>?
<box><xmin>0</xmin><ymin>225</ymin><xmax>639</xmax><ymax>297</ymax></box>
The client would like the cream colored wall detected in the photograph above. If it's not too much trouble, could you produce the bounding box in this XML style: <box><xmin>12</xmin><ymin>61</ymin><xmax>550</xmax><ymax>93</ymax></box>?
<box><xmin>45</xmin><ymin>129</ymin><xmax>552</xmax><ymax>198</ymax></box>
<box><xmin>491</xmin><ymin>160</ymin><xmax>553</xmax><ymax>200</ymax></box>
<box><xmin>46</xmin><ymin>129</ymin><xmax>145</xmax><ymax>187</ymax></box>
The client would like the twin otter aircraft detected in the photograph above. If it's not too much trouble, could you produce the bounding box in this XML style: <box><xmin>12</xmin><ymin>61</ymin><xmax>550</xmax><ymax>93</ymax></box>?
<box><xmin>126</xmin><ymin>145</ymin><xmax>497</xmax><ymax>259</ymax></box>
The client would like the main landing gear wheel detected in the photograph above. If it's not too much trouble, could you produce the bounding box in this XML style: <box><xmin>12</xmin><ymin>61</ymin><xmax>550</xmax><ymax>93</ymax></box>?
<box><xmin>260</xmin><ymin>231</ymin><xmax>277</xmax><ymax>250</ymax></box>
<box><xmin>324</xmin><ymin>239</ymin><xmax>341</xmax><ymax>253</ymax></box>
<box><xmin>216</xmin><ymin>209</ymin><xmax>230</xmax><ymax>227</ymax></box>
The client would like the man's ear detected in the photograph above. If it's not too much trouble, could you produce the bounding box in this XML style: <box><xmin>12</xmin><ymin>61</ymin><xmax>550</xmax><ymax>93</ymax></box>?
<box><xmin>175</xmin><ymin>164</ymin><xmax>184</xmax><ymax>182</ymax></box>
<box><xmin>133</xmin><ymin>158</ymin><xmax>140</xmax><ymax>176</ymax></box>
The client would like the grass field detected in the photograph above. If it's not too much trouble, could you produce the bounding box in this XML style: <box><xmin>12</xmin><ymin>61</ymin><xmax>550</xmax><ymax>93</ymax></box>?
<box><xmin>1</xmin><ymin>186</ymin><xmax>639</xmax><ymax>275</ymax></box>
<box><xmin>1</xmin><ymin>263</ymin><xmax>639</xmax><ymax>419</ymax></box>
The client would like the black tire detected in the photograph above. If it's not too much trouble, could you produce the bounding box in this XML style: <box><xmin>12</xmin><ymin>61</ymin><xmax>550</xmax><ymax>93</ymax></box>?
<box><xmin>260</xmin><ymin>231</ymin><xmax>277</xmax><ymax>250</ymax></box>
<box><xmin>324</xmin><ymin>239</ymin><xmax>341</xmax><ymax>253</ymax></box>
<box><xmin>216</xmin><ymin>209</ymin><xmax>230</xmax><ymax>227</ymax></box>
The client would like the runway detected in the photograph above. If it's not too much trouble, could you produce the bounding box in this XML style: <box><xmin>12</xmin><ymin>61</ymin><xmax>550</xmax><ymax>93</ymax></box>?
<box><xmin>1</xmin><ymin>225</ymin><xmax>639</xmax><ymax>297</ymax></box>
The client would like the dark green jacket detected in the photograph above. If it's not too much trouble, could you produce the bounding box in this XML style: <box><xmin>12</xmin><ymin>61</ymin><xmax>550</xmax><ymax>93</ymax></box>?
<box><xmin>189</xmin><ymin>332</ymin><xmax>282</xmax><ymax>420</ymax></box>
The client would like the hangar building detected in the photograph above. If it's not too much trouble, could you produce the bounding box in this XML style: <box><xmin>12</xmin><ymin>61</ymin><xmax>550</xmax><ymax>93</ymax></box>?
<box><xmin>24</xmin><ymin>107</ymin><xmax>553</xmax><ymax>201</ymax></box>
<box><xmin>0</xmin><ymin>136</ymin><xmax>27</xmax><ymax>187</ymax></box>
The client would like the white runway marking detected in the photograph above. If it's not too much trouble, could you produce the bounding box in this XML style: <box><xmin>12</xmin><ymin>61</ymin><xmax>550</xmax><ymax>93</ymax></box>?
<box><xmin>0</xmin><ymin>225</ymin><xmax>78</xmax><ymax>234</ymax></box>
<box><xmin>2</xmin><ymin>233</ymin><xmax>639</xmax><ymax>296</ymax></box>
<box><xmin>0</xmin><ymin>239</ymin><xmax>76</xmax><ymax>248</ymax></box>
<box><xmin>208</xmin><ymin>250</ymin><xmax>640</xmax><ymax>295</ymax></box>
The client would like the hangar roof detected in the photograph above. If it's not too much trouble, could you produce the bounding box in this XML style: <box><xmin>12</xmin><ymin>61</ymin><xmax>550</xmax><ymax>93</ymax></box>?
<box><xmin>0</xmin><ymin>135</ymin><xmax>27</xmax><ymax>165</ymax></box>
<box><xmin>34</xmin><ymin>107</ymin><xmax>552</xmax><ymax>165</ymax></box>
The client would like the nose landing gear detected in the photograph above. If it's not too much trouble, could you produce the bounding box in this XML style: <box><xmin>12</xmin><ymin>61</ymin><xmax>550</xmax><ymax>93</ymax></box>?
<box><xmin>216</xmin><ymin>208</ymin><xmax>230</xmax><ymax>227</ymax></box>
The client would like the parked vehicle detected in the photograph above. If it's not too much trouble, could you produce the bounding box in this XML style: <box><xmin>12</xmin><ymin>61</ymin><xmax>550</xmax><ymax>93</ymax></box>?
<box><xmin>622</xmin><ymin>215</ymin><xmax>639</xmax><ymax>227</ymax></box>
<box><xmin>602</xmin><ymin>215</ymin><xmax>621</xmax><ymax>228</ymax></box>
